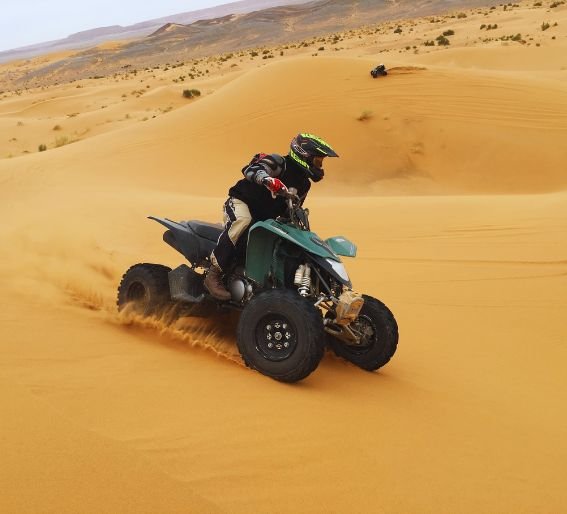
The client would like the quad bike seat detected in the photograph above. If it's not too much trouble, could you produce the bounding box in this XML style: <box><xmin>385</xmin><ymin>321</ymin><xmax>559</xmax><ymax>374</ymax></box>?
<box><xmin>183</xmin><ymin>221</ymin><xmax>223</xmax><ymax>242</ymax></box>
<box><xmin>149</xmin><ymin>216</ymin><xmax>222</xmax><ymax>266</ymax></box>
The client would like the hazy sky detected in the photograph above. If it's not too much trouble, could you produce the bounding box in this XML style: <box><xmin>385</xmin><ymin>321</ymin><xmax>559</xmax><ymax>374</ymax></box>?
<box><xmin>0</xmin><ymin>0</ymin><xmax>231</xmax><ymax>52</ymax></box>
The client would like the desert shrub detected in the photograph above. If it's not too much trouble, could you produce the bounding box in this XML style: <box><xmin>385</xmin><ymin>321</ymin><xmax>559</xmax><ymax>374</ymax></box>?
<box><xmin>436</xmin><ymin>35</ymin><xmax>451</xmax><ymax>45</ymax></box>
<box><xmin>423</xmin><ymin>40</ymin><xmax>436</xmax><ymax>46</ymax></box>
<box><xmin>182</xmin><ymin>89</ymin><xmax>201</xmax><ymax>99</ymax></box>
<box><xmin>457</xmin><ymin>12</ymin><xmax>467</xmax><ymax>18</ymax></box>
<box><xmin>550</xmin><ymin>1</ymin><xmax>564</xmax><ymax>7</ymax></box>
<box><xmin>52</xmin><ymin>125</ymin><xmax>62</xmax><ymax>131</ymax></box>
<box><xmin>480</xmin><ymin>24</ymin><xmax>486</xmax><ymax>29</ymax></box>
<box><xmin>533</xmin><ymin>2</ymin><xmax>542</xmax><ymax>5</ymax></box>
<box><xmin>318</xmin><ymin>46</ymin><xmax>325</xmax><ymax>51</ymax></box>
<box><xmin>443</xmin><ymin>29</ymin><xmax>455</xmax><ymax>36</ymax></box>
<box><xmin>394</xmin><ymin>27</ymin><xmax>402</xmax><ymax>34</ymax></box>
<box><xmin>38</xmin><ymin>144</ymin><xmax>47</xmax><ymax>152</ymax></box>
<box><xmin>511</xmin><ymin>33</ymin><xmax>523</xmax><ymax>41</ymax></box>
<box><xmin>541</xmin><ymin>22</ymin><xmax>551</xmax><ymax>31</ymax></box>
<box><xmin>357</xmin><ymin>110</ymin><xmax>373</xmax><ymax>122</ymax></box>
<box><xmin>55</xmin><ymin>136</ymin><xmax>69</xmax><ymax>148</ymax></box>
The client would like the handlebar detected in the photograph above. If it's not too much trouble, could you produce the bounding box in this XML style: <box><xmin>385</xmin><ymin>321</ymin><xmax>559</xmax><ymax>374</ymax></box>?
<box><xmin>271</xmin><ymin>187</ymin><xmax>300</xmax><ymax>205</ymax></box>
<box><xmin>275</xmin><ymin>186</ymin><xmax>299</xmax><ymax>201</ymax></box>
<box><xmin>274</xmin><ymin>187</ymin><xmax>309</xmax><ymax>230</ymax></box>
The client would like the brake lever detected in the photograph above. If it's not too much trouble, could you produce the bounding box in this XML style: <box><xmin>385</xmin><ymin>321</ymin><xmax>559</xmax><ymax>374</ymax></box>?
<box><xmin>273</xmin><ymin>187</ymin><xmax>291</xmax><ymax>199</ymax></box>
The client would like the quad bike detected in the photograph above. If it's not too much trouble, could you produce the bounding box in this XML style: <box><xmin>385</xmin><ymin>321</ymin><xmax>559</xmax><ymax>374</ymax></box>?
<box><xmin>117</xmin><ymin>189</ymin><xmax>398</xmax><ymax>382</ymax></box>
<box><xmin>370</xmin><ymin>64</ymin><xmax>388</xmax><ymax>78</ymax></box>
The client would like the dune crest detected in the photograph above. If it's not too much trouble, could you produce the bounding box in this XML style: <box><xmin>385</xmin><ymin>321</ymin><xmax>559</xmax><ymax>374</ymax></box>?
<box><xmin>2</xmin><ymin>56</ymin><xmax>567</xmax><ymax>194</ymax></box>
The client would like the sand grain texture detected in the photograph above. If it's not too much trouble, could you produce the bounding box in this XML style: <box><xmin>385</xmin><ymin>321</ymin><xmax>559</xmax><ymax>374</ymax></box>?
<box><xmin>1</xmin><ymin>2</ymin><xmax>566</xmax><ymax>512</ymax></box>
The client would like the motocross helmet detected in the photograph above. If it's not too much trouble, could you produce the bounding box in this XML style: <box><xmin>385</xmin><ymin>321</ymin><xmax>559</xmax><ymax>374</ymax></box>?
<box><xmin>289</xmin><ymin>133</ymin><xmax>339</xmax><ymax>182</ymax></box>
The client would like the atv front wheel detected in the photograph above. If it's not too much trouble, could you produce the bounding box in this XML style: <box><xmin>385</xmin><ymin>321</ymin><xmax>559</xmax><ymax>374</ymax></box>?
<box><xmin>328</xmin><ymin>295</ymin><xmax>398</xmax><ymax>371</ymax></box>
<box><xmin>237</xmin><ymin>290</ymin><xmax>325</xmax><ymax>383</ymax></box>
<box><xmin>117</xmin><ymin>263</ymin><xmax>172</xmax><ymax>316</ymax></box>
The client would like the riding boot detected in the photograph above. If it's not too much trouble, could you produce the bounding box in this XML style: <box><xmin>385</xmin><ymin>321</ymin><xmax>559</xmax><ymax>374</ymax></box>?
<box><xmin>204</xmin><ymin>265</ymin><xmax>231</xmax><ymax>301</ymax></box>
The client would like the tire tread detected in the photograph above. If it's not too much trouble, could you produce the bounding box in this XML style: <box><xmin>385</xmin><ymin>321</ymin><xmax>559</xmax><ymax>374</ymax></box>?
<box><xmin>328</xmin><ymin>295</ymin><xmax>398</xmax><ymax>371</ymax></box>
<box><xmin>116</xmin><ymin>263</ymin><xmax>172</xmax><ymax>315</ymax></box>
<box><xmin>237</xmin><ymin>289</ymin><xmax>324</xmax><ymax>383</ymax></box>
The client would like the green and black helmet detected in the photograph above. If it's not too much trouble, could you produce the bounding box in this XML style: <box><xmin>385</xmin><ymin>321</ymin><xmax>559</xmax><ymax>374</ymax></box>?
<box><xmin>289</xmin><ymin>133</ymin><xmax>339</xmax><ymax>182</ymax></box>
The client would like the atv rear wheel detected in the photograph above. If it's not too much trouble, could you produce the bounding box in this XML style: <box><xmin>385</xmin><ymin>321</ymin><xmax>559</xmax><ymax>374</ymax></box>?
<box><xmin>117</xmin><ymin>263</ymin><xmax>172</xmax><ymax>316</ymax></box>
<box><xmin>327</xmin><ymin>295</ymin><xmax>398</xmax><ymax>371</ymax></box>
<box><xmin>237</xmin><ymin>290</ymin><xmax>325</xmax><ymax>383</ymax></box>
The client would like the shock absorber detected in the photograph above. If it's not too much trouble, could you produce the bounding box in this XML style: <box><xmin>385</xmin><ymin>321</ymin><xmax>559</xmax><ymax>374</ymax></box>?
<box><xmin>294</xmin><ymin>264</ymin><xmax>311</xmax><ymax>296</ymax></box>
<box><xmin>294</xmin><ymin>264</ymin><xmax>305</xmax><ymax>288</ymax></box>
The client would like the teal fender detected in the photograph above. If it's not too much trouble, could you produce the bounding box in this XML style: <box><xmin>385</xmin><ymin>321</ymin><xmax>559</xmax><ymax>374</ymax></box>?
<box><xmin>246</xmin><ymin>219</ymin><xmax>341</xmax><ymax>286</ymax></box>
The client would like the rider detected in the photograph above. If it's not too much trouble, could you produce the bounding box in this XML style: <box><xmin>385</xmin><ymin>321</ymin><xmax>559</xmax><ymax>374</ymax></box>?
<box><xmin>204</xmin><ymin>133</ymin><xmax>339</xmax><ymax>300</ymax></box>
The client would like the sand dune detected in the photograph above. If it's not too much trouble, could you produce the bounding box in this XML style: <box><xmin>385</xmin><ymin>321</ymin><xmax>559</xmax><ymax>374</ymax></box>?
<box><xmin>1</xmin><ymin>1</ymin><xmax>567</xmax><ymax>512</ymax></box>
<box><xmin>3</xmin><ymin>56</ymin><xmax>567</xmax><ymax>194</ymax></box>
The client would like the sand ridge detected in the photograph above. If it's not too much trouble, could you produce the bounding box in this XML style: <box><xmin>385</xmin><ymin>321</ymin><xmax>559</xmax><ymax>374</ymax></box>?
<box><xmin>2</xmin><ymin>56</ymin><xmax>567</xmax><ymax>194</ymax></box>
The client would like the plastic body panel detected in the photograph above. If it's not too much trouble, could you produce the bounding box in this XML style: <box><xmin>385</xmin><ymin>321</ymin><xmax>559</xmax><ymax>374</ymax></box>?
<box><xmin>325</xmin><ymin>236</ymin><xmax>357</xmax><ymax>258</ymax></box>
<box><xmin>245</xmin><ymin>219</ymin><xmax>340</xmax><ymax>286</ymax></box>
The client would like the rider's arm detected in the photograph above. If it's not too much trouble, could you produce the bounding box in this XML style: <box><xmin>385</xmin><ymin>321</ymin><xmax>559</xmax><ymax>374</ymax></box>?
<box><xmin>298</xmin><ymin>183</ymin><xmax>311</xmax><ymax>205</ymax></box>
<box><xmin>242</xmin><ymin>154</ymin><xmax>285</xmax><ymax>185</ymax></box>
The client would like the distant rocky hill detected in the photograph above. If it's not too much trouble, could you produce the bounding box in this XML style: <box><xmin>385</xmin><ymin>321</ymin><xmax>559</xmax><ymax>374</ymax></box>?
<box><xmin>0</xmin><ymin>0</ymin><xmax>310</xmax><ymax>63</ymax></box>
<box><xmin>2</xmin><ymin>0</ymin><xmax>500</xmax><ymax>89</ymax></box>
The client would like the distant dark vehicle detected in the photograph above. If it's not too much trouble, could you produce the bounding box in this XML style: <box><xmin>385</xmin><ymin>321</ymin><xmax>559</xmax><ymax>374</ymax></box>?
<box><xmin>370</xmin><ymin>64</ymin><xmax>387</xmax><ymax>78</ymax></box>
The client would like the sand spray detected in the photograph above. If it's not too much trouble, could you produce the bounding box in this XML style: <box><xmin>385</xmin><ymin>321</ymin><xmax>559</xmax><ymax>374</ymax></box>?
<box><xmin>0</xmin><ymin>227</ymin><xmax>242</xmax><ymax>365</ymax></box>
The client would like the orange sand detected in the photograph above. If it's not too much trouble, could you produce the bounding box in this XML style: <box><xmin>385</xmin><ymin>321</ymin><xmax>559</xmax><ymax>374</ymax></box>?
<box><xmin>1</xmin><ymin>1</ymin><xmax>566</xmax><ymax>512</ymax></box>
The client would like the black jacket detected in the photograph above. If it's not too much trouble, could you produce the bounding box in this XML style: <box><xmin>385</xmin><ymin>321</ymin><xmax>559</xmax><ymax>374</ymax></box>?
<box><xmin>228</xmin><ymin>154</ymin><xmax>311</xmax><ymax>221</ymax></box>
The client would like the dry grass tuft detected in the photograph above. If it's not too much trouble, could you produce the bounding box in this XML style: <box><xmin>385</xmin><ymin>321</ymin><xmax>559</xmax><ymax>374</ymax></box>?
<box><xmin>357</xmin><ymin>110</ymin><xmax>373</xmax><ymax>122</ymax></box>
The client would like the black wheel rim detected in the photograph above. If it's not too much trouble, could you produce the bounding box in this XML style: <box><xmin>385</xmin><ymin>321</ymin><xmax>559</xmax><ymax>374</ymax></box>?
<box><xmin>348</xmin><ymin>314</ymin><xmax>378</xmax><ymax>354</ymax></box>
<box><xmin>126</xmin><ymin>282</ymin><xmax>148</xmax><ymax>305</ymax></box>
<box><xmin>255</xmin><ymin>314</ymin><xmax>297</xmax><ymax>362</ymax></box>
